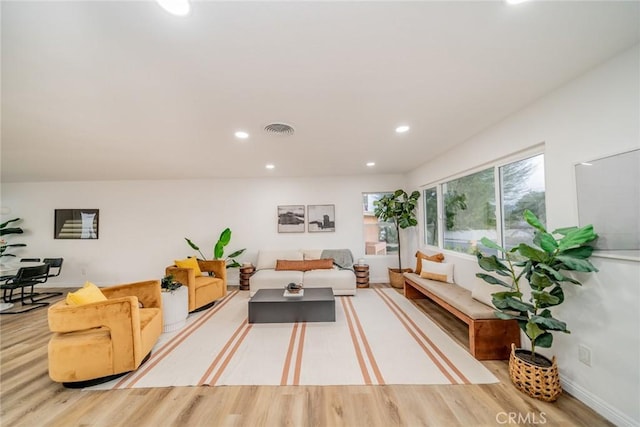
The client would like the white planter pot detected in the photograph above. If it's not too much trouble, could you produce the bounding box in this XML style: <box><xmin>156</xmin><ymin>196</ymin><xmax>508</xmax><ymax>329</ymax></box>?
<box><xmin>161</xmin><ymin>286</ymin><xmax>188</xmax><ymax>333</ymax></box>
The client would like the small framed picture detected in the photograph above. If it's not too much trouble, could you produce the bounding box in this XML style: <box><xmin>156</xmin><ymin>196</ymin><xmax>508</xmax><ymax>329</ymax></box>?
<box><xmin>307</xmin><ymin>204</ymin><xmax>335</xmax><ymax>232</ymax></box>
<box><xmin>54</xmin><ymin>209</ymin><xmax>99</xmax><ymax>239</ymax></box>
<box><xmin>277</xmin><ymin>205</ymin><xmax>305</xmax><ymax>233</ymax></box>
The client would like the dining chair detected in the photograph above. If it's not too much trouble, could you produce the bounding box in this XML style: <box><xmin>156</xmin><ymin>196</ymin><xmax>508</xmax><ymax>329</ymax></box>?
<box><xmin>20</xmin><ymin>258</ymin><xmax>41</xmax><ymax>262</ymax></box>
<box><xmin>42</xmin><ymin>258</ymin><xmax>64</xmax><ymax>278</ymax></box>
<box><xmin>0</xmin><ymin>264</ymin><xmax>51</xmax><ymax>314</ymax></box>
<box><xmin>33</xmin><ymin>258</ymin><xmax>65</xmax><ymax>300</ymax></box>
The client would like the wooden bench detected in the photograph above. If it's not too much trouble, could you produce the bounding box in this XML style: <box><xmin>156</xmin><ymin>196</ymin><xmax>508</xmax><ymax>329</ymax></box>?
<box><xmin>404</xmin><ymin>274</ymin><xmax>520</xmax><ymax>360</ymax></box>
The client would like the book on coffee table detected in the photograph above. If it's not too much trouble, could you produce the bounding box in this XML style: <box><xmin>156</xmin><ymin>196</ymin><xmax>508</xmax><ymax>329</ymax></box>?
<box><xmin>283</xmin><ymin>289</ymin><xmax>304</xmax><ymax>298</ymax></box>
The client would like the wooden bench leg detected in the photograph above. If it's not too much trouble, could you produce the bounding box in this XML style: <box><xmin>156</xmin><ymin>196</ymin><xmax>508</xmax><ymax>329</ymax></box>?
<box><xmin>470</xmin><ymin>319</ymin><xmax>521</xmax><ymax>360</ymax></box>
<box><xmin>404</xmin><ymin>281</ymin><xmax>424</xmax><ymax>300</ymax></box>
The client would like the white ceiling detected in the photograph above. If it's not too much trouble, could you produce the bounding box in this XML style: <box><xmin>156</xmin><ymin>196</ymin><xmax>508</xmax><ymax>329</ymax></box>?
<box><xmin>2</xmin><ymin>1</ymin><xmax>639</xmax><ymax>182</ymax></box>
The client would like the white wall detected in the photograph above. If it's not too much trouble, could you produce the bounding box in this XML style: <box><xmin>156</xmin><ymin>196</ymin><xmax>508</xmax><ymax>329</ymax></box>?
<box><xmin>407</xmin><ymin>45</ymin><xmax>640</xmax><ymax>426</ymax></box>
<box><xmin>0</xmin><ymin>174</ymin><xmax>406</xmax><ymax>286</ymax></box>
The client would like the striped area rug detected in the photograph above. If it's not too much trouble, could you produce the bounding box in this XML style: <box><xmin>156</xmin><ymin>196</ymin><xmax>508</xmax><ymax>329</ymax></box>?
<box><xmin>89</xmin><ymin>287</ymin><xmax>497</xmax><ymax>389</ymax></box>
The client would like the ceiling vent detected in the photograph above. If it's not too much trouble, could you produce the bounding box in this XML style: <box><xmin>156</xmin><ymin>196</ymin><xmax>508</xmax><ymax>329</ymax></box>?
<box><xmin>264</xmin><ymin>122</ymin><xmax>295</xmax><ymax>136</ymax></box>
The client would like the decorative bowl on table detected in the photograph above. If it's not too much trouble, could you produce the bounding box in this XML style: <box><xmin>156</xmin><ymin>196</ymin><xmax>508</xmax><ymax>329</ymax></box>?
<box><xmin>285</xmin><ymin>282</ymin><xmax>303</xmax><ymax>294</ymax></box>
<box><xmin>283</xmin><ymin>282</ymin><xmax>304</xmax><ymax>297</ymax></box>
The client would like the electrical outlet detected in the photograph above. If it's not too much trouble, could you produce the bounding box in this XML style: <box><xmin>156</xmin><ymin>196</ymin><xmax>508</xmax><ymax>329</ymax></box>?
<box><xmin>578</xmin><ymin>344</ymin><xmax>591</xmax><ymax>366</ymax></box>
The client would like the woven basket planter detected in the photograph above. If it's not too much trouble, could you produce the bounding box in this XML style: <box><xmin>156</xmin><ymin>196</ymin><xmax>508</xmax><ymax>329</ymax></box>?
<box><xmin>509</xmin><ymin>343</ymin><xmax>562</xmax><ymax>402</ymax></box>
<box><xmin>388</xmin><ymin>268</ymin><xmax>412</xmax><ymax>289</ymax></box>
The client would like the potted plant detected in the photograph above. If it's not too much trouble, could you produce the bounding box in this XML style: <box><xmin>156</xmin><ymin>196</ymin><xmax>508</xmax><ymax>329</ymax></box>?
<box><xmin>185</xmin><ymin>227</ymin><xmax>246</xmax><ymax>269</ymax></box>
<box><xmin>0</xmin><ymin>218</ymin><xmax>26</xmax><ymax>259</ymax></box>
<box><xmin>475</xmin><ymin>209</ymin><xmax>598</xmax><ymax>402</ymax></box>
<box><xmin>373</xmin><ymin>189</ymin><xmax>421</xmax><ymax>288</ymax></box>
<box><xmin>160</xmin><ymin>274</ymin><xmax>188</xmax><ymax>332</ymax></box>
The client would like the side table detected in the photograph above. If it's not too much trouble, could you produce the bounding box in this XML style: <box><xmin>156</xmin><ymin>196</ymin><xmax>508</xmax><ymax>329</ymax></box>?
<box><xmin>239</xmin><ymin>265</ymin><xmax>255</xmax><ymax>291</ymax></box>
<box><xmin>354</xmin><ymin>264</ymin><xmax>370</xmax><ymax>288</ymax></box>
<box><xmin>161</xmin><ymin>286</ymin><xmax>188</xmax><ymax>333</ymax></box>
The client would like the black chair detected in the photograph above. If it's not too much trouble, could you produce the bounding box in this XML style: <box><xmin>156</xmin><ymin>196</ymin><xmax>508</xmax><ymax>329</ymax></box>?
<box><xmin>0</xmin><ymin>264</ymin><xmax>51</xmax><ymax>314</ymax></box>
<box><xmin>43</xmin><ymin>258</ymin><xmax>64</xmax><ymax>278</ymax></box>
<box><xmin>20</xmin><ymin>258</ymin><xmax>41</xmax><ymax>262</ymax></box>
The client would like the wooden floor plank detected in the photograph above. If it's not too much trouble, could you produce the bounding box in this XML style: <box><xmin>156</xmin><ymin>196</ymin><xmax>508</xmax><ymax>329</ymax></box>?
<box><xmin>0</xmin><ymin>286</ymin><xmax>614</xmax><ymax>426</ymax></box>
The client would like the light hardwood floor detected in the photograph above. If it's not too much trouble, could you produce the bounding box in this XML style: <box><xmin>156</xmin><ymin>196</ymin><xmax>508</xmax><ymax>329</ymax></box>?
<box><xmin>0</xmin><ymin>286</ymin><xmax>613</xmax><ymax>427</ymax></box>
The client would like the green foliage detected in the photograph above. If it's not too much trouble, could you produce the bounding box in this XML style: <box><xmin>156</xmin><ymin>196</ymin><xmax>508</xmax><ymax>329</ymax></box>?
<box><xmin>373</xmin><ymin>189</ymin><xmax>420</xmax><ymax>270</ymax></box>
<box><xmin>184</xmin><ymin>228</ymin><xmax>246</xmax><ymax>269</ymax></box>
<box><xmin>161</xmin><ymin>274</ymin><xmax>183</xmax><ymax>292</ymax></box>
<box><xmin>475</xmin><ymin>210</ymin><xmax>598</xmax><ymax>358</ymax></box>
<box><xmin>0</xmin><ymin>218</ymin><xmax>26</xmax><ymax>258</ymax></box>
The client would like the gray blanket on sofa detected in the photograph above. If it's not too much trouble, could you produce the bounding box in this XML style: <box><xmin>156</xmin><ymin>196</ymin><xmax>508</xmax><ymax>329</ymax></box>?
<box><xmin>321</xmin><ymin>249</ymin><xmax>354</xmax><ymax>272</ymax></box>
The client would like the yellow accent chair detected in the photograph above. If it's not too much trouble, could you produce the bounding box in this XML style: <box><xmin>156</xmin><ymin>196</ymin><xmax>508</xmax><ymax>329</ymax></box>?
<box><xmin>47</xmin><ymin>280</ymin><xmax>163</xmax><ymax>388</ymax></box>
<box><xmin>166</xmin><ymin>259</ymin><xmax>227</xmax><ymax>312</ymax></box>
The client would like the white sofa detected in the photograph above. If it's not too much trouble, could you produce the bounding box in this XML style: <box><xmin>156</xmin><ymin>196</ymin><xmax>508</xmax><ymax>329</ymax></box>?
<box><xmin>249</xmin><ymin>249</ymin><xmax>357</xmax><ymax>296</ymax></box>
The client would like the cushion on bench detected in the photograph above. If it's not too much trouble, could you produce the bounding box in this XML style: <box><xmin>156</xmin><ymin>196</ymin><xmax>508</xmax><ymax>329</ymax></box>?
<box><xmin>404</xmin><ymin>273</ymin><xmax>496</xmax><ymax>320</ymax></box>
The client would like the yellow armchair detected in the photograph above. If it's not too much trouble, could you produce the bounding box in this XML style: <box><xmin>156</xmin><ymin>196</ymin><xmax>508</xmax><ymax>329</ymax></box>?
<box><xmin>166</xmin><ymin>259</ymin><xmax>227</xmax><ymax>312</ymax></box>
<box><xmin>47</xmin><ymin>280</ymin><xmax>163</xmax><ymax>388</ymax></box>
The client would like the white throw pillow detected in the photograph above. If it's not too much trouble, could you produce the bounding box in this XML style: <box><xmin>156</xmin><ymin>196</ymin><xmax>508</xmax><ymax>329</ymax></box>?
<box><xmin>471</xmin><ymin>279</ymin><xmax>498</xmax><ymax>307</ymax></box>
<box><xmin>255</xmin><ymin>250</ymin><xmax>303</xmax><ymax>270</ymax></box>
<box><xmin>419</xmin><ymin>259</ymin><xmax>454</xmax><ymax>283</ymax></box>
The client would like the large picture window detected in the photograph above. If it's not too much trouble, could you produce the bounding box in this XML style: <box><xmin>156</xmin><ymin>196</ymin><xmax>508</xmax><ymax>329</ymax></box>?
<box><xmin>424</xmin><ymin>153</ymin><xmax>545</xmax><ymax>254</ymax></box>
<box><xmin>443</xmin><ymin>168</ymin><xmax>496</xmax><ymax>254</ymax></box>
<box><xmin>500</xmin><ymin>154</ymin><xmax>546</xmax><ymax>250</ymax></box>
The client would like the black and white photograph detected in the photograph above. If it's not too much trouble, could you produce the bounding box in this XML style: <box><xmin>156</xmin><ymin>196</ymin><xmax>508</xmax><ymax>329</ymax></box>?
<box><xmin>277</xmin><ymin>205</ymin><xmax>305</xmax><ymax>233</ymax></box>
<box><xmin>307</xmin><ymin>204</ymin><xmax>335</xmax><ymax>232</ymax></box>
<box><xmin>54</xmin><ymin>209</ymin><xmax>99</xmax><ymax>239</ymax></box>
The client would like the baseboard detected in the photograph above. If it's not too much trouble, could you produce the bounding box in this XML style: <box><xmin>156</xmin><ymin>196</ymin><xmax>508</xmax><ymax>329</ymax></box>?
<box><xmin>561</xmin><ymin>375</ymin><xmax>639</xmax><ymax>427</ymax></box>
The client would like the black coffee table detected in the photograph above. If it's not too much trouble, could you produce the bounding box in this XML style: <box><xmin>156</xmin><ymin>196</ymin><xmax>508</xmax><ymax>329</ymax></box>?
<box><xmin>248</xmin><ymin>288</ymin><xmax>335</xmax><ymax>323</ymax></box>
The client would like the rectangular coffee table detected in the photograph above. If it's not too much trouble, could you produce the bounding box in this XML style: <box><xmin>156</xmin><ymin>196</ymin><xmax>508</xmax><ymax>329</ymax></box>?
<box><xmin>248</xmin><ymin>287</ymin><xmax>335</xmax><ymax>323</ymax></box>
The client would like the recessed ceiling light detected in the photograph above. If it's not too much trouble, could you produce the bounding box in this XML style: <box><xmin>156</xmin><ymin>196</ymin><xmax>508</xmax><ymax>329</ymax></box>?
<box><xmin>395</xmin><ymin>125</ymin><xmax>410</xmax><ymax>134</ymax></box>
<box><xmin>265</xmin><ymin>164</ymin><xmax>275</xmax><ymax>170</ymax></box>
<box><xmin>505</xmin><ymin>0</ymin><xmax>530</xmax><ymax>5</ymax></box>
<box><xmin>156</xmin><ymin>0</ymin><xmax>190</xmax><ymax>16</ymax></box>
<box><xmin>234</xmin><ymin>131</ymin><xmax>249</xmax><ymax>139</ymax></box>
<box><xmin>366</xmin><ymin>162</ymin><xmax>376</xmax><ymax>167</ymax></box>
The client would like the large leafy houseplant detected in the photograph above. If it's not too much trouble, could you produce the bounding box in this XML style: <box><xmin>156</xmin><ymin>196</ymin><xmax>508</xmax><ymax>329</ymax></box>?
<box><xmin>374</xmin><ymin>190</ymin><xmax>420</xmax><ymax>287</ymax></box>
<box><xmin>185</xmin><ymin>228</ymin><xmax>246</xmax><ymax>268</ymax></box>
<box><xmin>0</xmin><ymin>218</ymin><xmax>26</xmax><ymax>259</ymax></box>
<box><xmin>475</xmin><ymin>209</ymin><xmax>598</xmax><ymax>365</ymax></box>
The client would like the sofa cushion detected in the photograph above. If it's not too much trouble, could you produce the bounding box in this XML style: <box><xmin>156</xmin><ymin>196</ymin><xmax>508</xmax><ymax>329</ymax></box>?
<box><xmin>415</xmin><ymin>250</ymin><xmax>445</xmax><ymax>274</ymax></box>
<box><xmin>275</xmin><ymin>258</ymin><xmax>334</xmax><ymax>271</ymax></box>
<box><xmin>250</xmin><ymin>269</ymin><xmax>304</xmax><ymax>295</ymax></box>
<box><xmin>66</xmin><ymin>281</ymin><xmax>107</xmax><ymax>306</ymax></box>
<box><xmin>404</xmin><ymin>273</ymin><xmax>495</xmax><ymax>319</ymax></box>
<box><xmin>174</xmin><ymin>257</ymin><xmax>202</xmax><ymax>277</ymax></box>
<box><xmin>471</xmin><ymin>279</ymin><xmax>498</xmax><ymax>307</ymax></box>
<box><xmin>419</xmin><ymin>260</ymin><xmax>454</xmax><ymax>283</ymax></box>
<box><xmin>302</xmin><ymin>249</ymin><xmax>323</xmax><ymax>260</ymax></box>
<box><xmin>255</xmin><ymin>250</ymin><xmax>303</xmax><ymax>270</ymax></box>
<box><xmin>303</xmin><ymin>269</ymin><xmax>356</xmax><ymax>293</ymax></box>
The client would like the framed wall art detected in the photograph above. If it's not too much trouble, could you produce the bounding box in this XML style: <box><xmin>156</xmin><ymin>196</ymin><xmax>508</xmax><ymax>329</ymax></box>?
<box><xmin>307</xmin><ymin>204</ymin><xmax>335</xmax><ymax>232</ymax></box>
<box><xmin>277</xmin><ymin>205</ymin><xmax>305</xmax><ymax>233</ymax></box>
<box><xmin>54</xmin><ymin>209</ymin><xmax>99</xmax><ymax>239</ymax></box>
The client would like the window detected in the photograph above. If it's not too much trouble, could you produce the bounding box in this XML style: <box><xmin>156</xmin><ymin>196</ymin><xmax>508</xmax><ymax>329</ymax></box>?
<box><xmin>443</xmin><ymin>168</ymin><xmax>496</xmax><ymax>254</ymax></box>
<box><xmin>424</xmin><ymin>187</ymin><xmax>438</xmax><ymax>246</ymax></box>
<box><xmin>500</xmin><ymin>154</ymin><xmax>546</xmax><ymax>250</ymax></box>
<box><xmin>362</xmin><ymin>192</ymin><xmax>397</xmax><ymax>255</ymax></box>
<box><xmin>423</xmin><ymin>153</ymin><xmax>545</xmax><ymax>255</ymax></box>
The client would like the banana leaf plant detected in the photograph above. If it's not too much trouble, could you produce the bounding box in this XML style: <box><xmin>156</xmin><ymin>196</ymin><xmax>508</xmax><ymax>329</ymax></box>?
<box><xmin>475</xmin><ymin>210</ymin><xmax>598</xmax><ymax>363</ymax></box>
<box><xmin>0</xmin><ymin>218</ymin><xmax>26</xmax><ymax>258</ymax></box>
<box><xmin>185</xmin><ymin>228</ymin><xmax>246</xmax><ymax>269</ymax></box>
